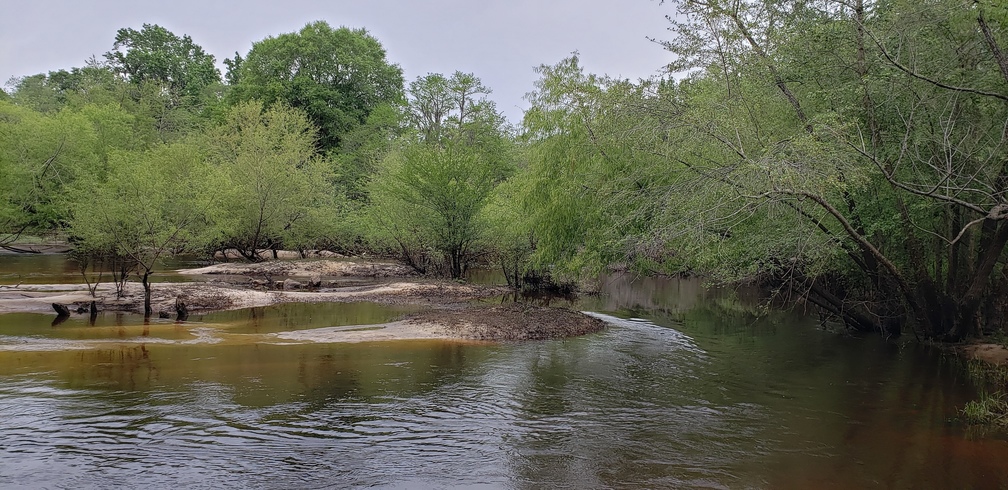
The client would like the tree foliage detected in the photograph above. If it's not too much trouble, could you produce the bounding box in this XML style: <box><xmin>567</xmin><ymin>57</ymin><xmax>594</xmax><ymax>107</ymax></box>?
<box><xmin>368</xmin><ymin>72</ymin><xmax>513</xmax><ymax>278</ymax></box>
<box><xmin>69</xmin><ymin>140</ymin><xmax>215</xmax><ymax>316</ymax></box>
<box><xmin>0</xmin><ymin>99</ymin><xmax>145</xmax><ymax>246</ymax></box>
<box><xmin>228</xmin><ymin>21</ymin><xmax>404</xmax><ymax>152</ymax></box>
<box><xmin>207</xmin><ymin>101</ymin><xmax>332</xmax><ymax>261</ymax></box>
<box><xmin>104</xmin><ymin>24</ymin><xmax>221</xmax><ymax>102</ymax></box>
<box><xmin>9</xmin><ymin>5</ymin><xmax>1007</xmax><ymax>341</ymax></box>
<box><xmin>510</xmin><ymin>0</ymin><xmax>1008</xmax><ymax>340</ymax></box>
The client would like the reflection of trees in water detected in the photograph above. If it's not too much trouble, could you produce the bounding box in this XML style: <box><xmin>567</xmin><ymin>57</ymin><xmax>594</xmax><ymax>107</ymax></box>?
<box><xmin>754</xmin><ymin>337</ymin><xmax>1008</xmax><ymax>489</ymax></box>
<box><xmin>499</xmin><ymin>273</ymin><xmax>772</xmax><ymax>316</ymax></box>
<box><xmin>593</xmin><ymin>273</ymin><xmax>706</xmax><ymax>313</ymax></box>
<box><xmin>61</xmin><ymin>345</ymin><xmax>157</xmax><ymax>391</ymax></box>
<box><xmin>503</xmin><ymin>337</ymin><xmax>667</xmax><ymax>488</ymax></box>
<box><xmin>520</xmin><ymin>347</ymin><xmax>576</xmax><ymax>417</ymax></box>
<box><xmin>586</xmin><ymin>273</ymin><xmax>770</xmax><ymax>316</ymax></box>
<box><xmin>291</xmin><ymin>342</ymin><xmax>476</xmax><ymax>412</ymax></box>
<box><xmin>681</xmin><ymin>305</ymin><xmax>1008</xmax><ymax>489</ymax></box>
<box><xmin>500</xmin><ymin>289</ymin><xmax>578</xmax><ymax>308</ymax></box>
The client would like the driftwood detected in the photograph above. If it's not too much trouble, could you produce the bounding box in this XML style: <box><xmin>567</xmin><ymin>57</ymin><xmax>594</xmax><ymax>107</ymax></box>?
<box><xmin>51</xmin><ymin>303</ymin><xmax>70</xmax><ymax>326</ymax></box>
<box><xmin>52</xmin><ymin>303</ymin><xmax>70</xmax><ymax>317</ymax></box>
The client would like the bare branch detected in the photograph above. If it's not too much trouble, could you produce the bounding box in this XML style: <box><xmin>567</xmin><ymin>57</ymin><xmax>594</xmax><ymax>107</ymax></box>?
<box><xmin>861</xmin><ymin>21</ymin><xmax>1008</xmax><ymax>102</ymax></box>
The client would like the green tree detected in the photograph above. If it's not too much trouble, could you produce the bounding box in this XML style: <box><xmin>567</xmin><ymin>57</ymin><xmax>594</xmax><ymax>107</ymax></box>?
<box><xmin>208</xmin><ymin>101</ymin><xmax>333</xmax><ymax>261</ymax></box>
<box><xmin>495</xmin><ymin>56</ymin><xmax>667</xmax><ymax>283</ymax></box>
<box><xmin>70</xmin><ymin>141</ymin><xmax>215</xmax><ymax>316</ymax></box>
<box><xmin>6</xmin><ymin>60</ymin><xmax>125</xmax><ymax>113</ymax></box>
<box><xmin>228</xmin><ymin>21</ymin><xmax>404</xmax><ymax>151</ymax></box>
<box><xmin>523</xmin><ymin>0</ymin><xmax>1008</xmax><ymax>340</ymax></box>
<box><xmin>0</xmin><ymin>100</ymin><xmax>141</xmax><ymax>245</ymax></box>
<box><xmin>368</xmin><ymin>72</ymin><xmax>513</xmax><ymax>278</ymax></box>
<box><xmin>104</xmin><ymin>24</ymin><xmax>221</xmax><ymax>102</ymax></box>
<box><xmin>332</xmin><ymin>102</ymin><xmax>404</xmax><ymax>203</ymax></box>
<box><xmin>370</xmin><ymin>141</ymin><xmax>511</xmax><ymax>278</ymax></box>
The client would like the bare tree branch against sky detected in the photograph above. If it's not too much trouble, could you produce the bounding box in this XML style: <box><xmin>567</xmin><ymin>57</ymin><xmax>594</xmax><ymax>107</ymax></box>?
<box><xmin>0</xmin><ymin>0</ymin><xmax>672</xmax><ymax>123</ymax></box>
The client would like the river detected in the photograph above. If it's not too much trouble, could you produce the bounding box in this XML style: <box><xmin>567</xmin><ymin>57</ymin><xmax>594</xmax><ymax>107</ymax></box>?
<box><xmin>0</xmin><ymin>255</ymin><xmax>1006</xmax><ymax>488</ymax></box>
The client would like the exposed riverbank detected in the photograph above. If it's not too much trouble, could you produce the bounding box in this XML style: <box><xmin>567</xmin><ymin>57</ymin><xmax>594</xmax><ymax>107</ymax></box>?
<box><xmin>961</xmin><ymin>342</ymin><xmax>1008</xmax><ymax>366</ymax></box>
<box><xmin>0</xmin><ymin>257</ymin><xmax>607</xmax><ymax>343</ymax></box>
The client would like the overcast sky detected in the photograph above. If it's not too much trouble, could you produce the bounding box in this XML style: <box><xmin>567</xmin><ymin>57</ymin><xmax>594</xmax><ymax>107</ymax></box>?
<box><xmin>0</xmin><ymin>0</ymin><xmax>674</xmax><ymax>123</ymax></box>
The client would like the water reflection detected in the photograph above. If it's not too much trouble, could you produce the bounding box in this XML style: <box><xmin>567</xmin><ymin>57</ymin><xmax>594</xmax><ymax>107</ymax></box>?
<box><xmin>0</xmin><ymin>253</ymin><xmax>206</xmax><ymax>285</ymax></box>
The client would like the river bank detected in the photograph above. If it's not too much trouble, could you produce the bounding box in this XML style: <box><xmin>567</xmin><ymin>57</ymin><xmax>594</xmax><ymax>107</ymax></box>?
<box><xmin>0</xmin><ymin>257</ymin><xmax>607</xmax><ymax>342</ymax></box>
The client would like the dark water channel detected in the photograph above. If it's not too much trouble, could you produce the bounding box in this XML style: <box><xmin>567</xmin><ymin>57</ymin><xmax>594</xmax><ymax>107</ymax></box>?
<box><xmin>1</xmin><ymin>256</ymin><xmax>1006</xmax><ymax>488</ymax></box>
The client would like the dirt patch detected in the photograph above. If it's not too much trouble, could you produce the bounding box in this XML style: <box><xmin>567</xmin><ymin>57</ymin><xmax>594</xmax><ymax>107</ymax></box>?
<box><xmin>268</xmin><ymin>305</ymin><xmax>608</xmax><ymax>344</ymax></box>
<box><xmin>405</xmin><ymin>304</ymin><xmax>608</xmax><ymax>341</ymax></box>
<box><xmin>962</xmin><ymin>342</ymin><xmax>1008</xmax><ymax>366</ymax></box>
<box><xmin>272</xmin><ymin>320</ymin><xmax>455</xmax><ymax>343</ymax></box>
<box><xmin>342</xmin><ymin>282</ymin><xmax>510</xmax><ymax>305</ymax></box>
<box><xmin>212</xmin><ymin>249</ymin><xmax>348</xmax><ymax>261</ymax></box>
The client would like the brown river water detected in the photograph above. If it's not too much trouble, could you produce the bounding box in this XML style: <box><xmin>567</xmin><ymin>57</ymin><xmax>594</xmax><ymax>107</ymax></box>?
<box><xmin>0</xmin><ymin>255</ymin><xmax>1006</xmax><ymax>488</ymax></box>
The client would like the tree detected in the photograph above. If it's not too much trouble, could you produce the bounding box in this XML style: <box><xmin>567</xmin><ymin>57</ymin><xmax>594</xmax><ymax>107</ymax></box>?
<box><xmin>228</xmin><ymin>21</ymin><xmax>404</xmax><ymax>151</ymax></box>
<box><xmin>332</xmin><ymin>102</ymin><xmax>405</xmax><ymax>203</ymax></box>
<box><xmin>491</xmin><ymin>56</ymin><xmax>667</xmax><ymax>284</ymax></box>
<box><xmin>70</xmin><ymin>141</ymin><xmax>215</xmax><ymax>317</ymax></box>
<box><xmin>104</xmin><ymin>24</ymin><xmax>221</xmax><ymax>102</ymax></box>
<box><xmin>0</xmin><ymin>100</ymin><xmax>143</xmax><ymax>247</ymax></box>
<box><xmin>406</xmin><ymin>71</ymin><xmax>499</xmax><ymax>144</ymax></box>
<box><xmin>368</xmin><ymin>72</ymin><xmax>513</xmax><ymax>278</ymax></box>
<box><xmin>370</xmin><ymin>141</ymin><xmax>511</xmax><ymax>278</ymax></box>
<box><xmin>208</xmin><ymin>101</ymin><xmax>333</xmax><ymax>261</ymax></box>
<box><xmin>518</xmin><ymin>1</ymin><xmax>1008</xmax><ymax>340</ymax></box>
<box><xmin>6</xmin><ymin>60</ymin><xmax>125</xmax><ymax>113</ymax></box>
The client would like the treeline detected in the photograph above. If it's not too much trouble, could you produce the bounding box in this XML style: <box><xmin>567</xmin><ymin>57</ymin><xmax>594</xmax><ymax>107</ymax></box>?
<box><xmin>0</xmin><ymin>21</ymin><xmax>520</xmax><ymax>317</ymax></box>
<box><xmin>3</xmin><ymin>0</ymin><xmax>1008</xmax><ymax>341</ymax></box>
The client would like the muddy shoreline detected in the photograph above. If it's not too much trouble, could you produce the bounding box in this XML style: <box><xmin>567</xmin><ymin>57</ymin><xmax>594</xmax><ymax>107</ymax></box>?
<box><xmin>0</xmin><ymin>258</ymin><xmax>608</xmax><ymax>343</ymax></box>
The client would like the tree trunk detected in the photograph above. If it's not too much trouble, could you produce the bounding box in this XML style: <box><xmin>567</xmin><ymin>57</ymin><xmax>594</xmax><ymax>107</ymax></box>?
<box><xmin>947</xmin><ymin>221</ymin><xmax>1008</xmax><ymax>340</ymax></box>
<box><xmin>142</xmin><ymin>270</ymin><xmax>152</xmax><ymax>318</ymax></box>
<box><xmin>449</xmin><ymin>248</ymin><xmax>463</xmax><ymax>279</ymax></box>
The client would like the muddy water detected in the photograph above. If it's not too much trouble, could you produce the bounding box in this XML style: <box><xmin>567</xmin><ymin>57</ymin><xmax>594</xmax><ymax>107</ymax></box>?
<box><xmin>1</xmin><ymin>256</ymin><xmax>1007</xmax><ymax>488</ymax></box>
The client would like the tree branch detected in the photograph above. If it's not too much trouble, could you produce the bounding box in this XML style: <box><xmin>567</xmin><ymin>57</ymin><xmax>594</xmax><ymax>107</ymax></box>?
<box><xmin>861</xmin><ymin>20</ymin><xmax>1008</xmax><ymax>102</ymax></box>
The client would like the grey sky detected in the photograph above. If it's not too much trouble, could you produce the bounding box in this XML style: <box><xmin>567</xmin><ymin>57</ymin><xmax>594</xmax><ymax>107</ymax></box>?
<box><xmin>0</xmin><ymin>0</ymin><xmax>673</xmax><ymax>123</ymax></box>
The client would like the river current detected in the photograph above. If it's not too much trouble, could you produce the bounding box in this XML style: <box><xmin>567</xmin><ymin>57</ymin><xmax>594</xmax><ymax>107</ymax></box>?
<box><xmin>0</xmin><ymin>257</ymin><xmax>1006</xmax><ymax>488</ymax></box>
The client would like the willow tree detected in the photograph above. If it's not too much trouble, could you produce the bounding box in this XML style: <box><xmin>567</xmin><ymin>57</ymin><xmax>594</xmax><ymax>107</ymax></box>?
<box><xmin>0</xmin><ymin>100</ymin><xmax>142</xmax><ymax>248</ymax></box>
<box><xmin>481</xmin><ymin>55</ymin><xmax>676</xmax><ymax>289</ymax></box>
